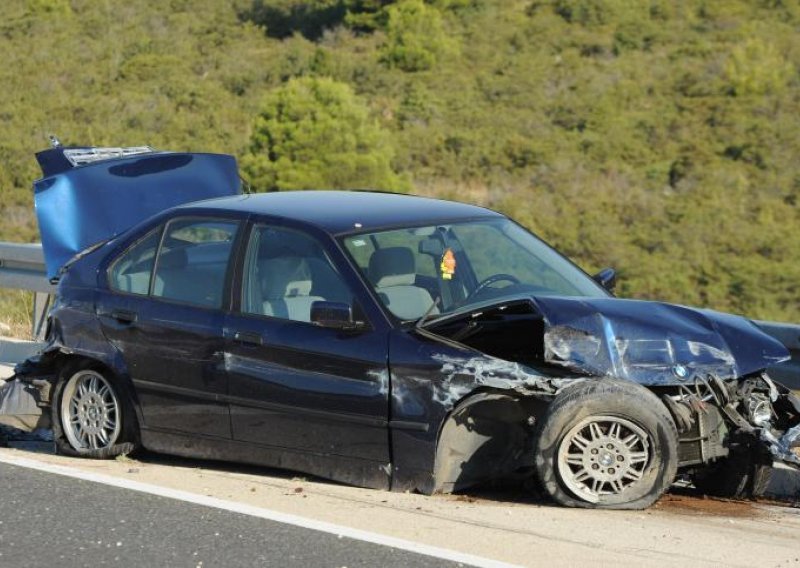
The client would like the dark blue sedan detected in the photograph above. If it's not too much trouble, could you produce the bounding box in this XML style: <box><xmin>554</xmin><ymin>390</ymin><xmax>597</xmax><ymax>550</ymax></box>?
<box><xmin>12</xmin><ymin>146</ymin><xmax>800</xmax><ymax>509</ymax></box>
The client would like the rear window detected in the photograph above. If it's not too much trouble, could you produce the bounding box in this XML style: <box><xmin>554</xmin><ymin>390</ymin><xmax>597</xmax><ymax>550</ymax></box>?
<box><xmin>152</xmin><ymin>219</ymin><xmax>239</xmax><ymax>309</ymax></box>
<box><xmin>109</xmin><ymin>229</ymin><xmax>161</xmax><ymax>295</ymax></box>
<box><xmin>108</xmin><ymin>218</ymin><xmax>240</xmax><ymax>309</ymax></box>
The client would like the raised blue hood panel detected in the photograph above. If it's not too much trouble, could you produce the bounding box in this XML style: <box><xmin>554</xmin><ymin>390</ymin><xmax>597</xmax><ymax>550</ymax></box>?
<box><xmin>34</xmin><ymin>152</ymin><xmax>241</xmax><ymax>278</ymax></box>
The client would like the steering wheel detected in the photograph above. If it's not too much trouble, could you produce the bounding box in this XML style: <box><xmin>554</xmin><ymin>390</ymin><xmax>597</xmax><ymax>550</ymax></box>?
<box><xmin>464</xmin><ymin>273</ymin><xmax>520</xmax><ymax>302</ymax></box>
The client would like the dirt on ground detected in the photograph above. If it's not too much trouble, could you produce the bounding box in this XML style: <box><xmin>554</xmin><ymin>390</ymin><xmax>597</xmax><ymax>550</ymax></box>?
<box><xmin>655</xmin><ymin>493</ymin><xmax>760</xmax><ymax>518</ymax></box>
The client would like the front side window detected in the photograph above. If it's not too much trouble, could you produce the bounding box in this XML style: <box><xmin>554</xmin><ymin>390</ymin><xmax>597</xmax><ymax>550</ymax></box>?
<box><xmin>109</xmin><ymin>229</ymin><xmax>161</xmax><ymax>295</ymax></box>
<box><xmin>242</xmin><ymin>225</ymin><xmax>353</xmax><ymax>323</ymax></box>
<box><xmin>342</xmin><ymin>218</ymin><xmax>607</xmax><ymax>321</ymax></box>
<box><xmin>151</xmin><ymin>219</ymin><xmax>239</xmax><ymax>308</ymax></box>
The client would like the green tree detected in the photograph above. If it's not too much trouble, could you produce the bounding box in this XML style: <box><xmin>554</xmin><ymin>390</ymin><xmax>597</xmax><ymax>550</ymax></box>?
<box><xmin>2</xmin><ymin>0</ymin><xmax>800</xmax><ymax>325</ymax></box>
<box><xmin>380</xmin><ymin>0</ymin><xmax>455</xmax><ymax>72</ymax></box>
<box><xmin>242</xmin><ymin>77</ymin><xmax>407</xmax><ymax>191</ymax></box>
<box><xmin>343</xmin><ymin>0</ymin><xmax>393</xmax><ymax>31</ymax></box>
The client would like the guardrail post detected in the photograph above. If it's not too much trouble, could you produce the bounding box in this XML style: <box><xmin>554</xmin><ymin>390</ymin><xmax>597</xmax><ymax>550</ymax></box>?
<box><xmin>32</xmin><ymin>292</ymin><xmax>52</xmax><ymax>340</ymax></box>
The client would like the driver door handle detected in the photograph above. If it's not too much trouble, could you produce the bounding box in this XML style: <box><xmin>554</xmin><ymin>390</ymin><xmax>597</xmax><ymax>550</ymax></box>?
<box><xmin>110</xmin><ymin>309</ymin><xmax>138</xmax><ymax>324</ymax></box>
<box><xmin>233</xmin><ymin>331</ymin><xmax>263</xmax><ymax>346</ymax></box>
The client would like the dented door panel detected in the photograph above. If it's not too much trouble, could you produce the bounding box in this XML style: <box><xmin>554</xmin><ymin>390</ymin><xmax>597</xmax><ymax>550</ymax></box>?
<box><xmin>224</xmin><ymin>314</ymin><xmax>391</xmax><ymax>464</ymax></box>
<box><xmin>96</xmin><ymin>290</ymin><xmax>230</xmax><ymax>439</ymax></box>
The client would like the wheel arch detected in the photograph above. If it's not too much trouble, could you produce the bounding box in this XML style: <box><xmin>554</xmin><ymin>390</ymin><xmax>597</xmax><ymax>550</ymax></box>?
<box><xmin>431</xmin><ymin>390</ymin><xmax>550</xmax><ymax>493</ymax></box>
<box><xmin>47</xmin><ymin>351</ymin><xmax>143</xmax><ymax>428</ymax></box>
<box><xmin>49</xmin><ymin>352</ymin><xmax>143</xmax><ymax>458</ymax></box>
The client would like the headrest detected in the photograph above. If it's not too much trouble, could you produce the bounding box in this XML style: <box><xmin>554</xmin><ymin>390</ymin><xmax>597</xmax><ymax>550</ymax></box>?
<box><xmin>260</xmin><ymin>257</ymin><xmax>313</xmax><ymax>299</ymax></box>
<box><xmin>259</xmin><ymin>231</ymin><xmax>320</xmax><ymax>260</ymax></box>
<box><xmin>368</xmin><ymin>247</ymin><xmax>416</xmax><ymax>288</ymax></box>
<box><xmin>157</xmin><ymin>247</ymin><xmax>187</xmax><ymax>270</ymax></box>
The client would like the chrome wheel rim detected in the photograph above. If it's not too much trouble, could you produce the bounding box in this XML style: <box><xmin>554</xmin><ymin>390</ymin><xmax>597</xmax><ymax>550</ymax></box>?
<box><xmin>60</xmin><ymin>370</ymin><xmax>121</xmax><ymax>452</ymax></box>
<box><xmin>556</xmin><ymin>415</ymin><xmax>651</xmax><ymax>503</ymax></box>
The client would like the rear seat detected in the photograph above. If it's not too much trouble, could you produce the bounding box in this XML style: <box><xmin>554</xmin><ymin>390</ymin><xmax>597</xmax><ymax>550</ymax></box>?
<box><xmin>154</xmin><ymin>248</ymin><xmax>225</xmax><ymax>308</ymax></box>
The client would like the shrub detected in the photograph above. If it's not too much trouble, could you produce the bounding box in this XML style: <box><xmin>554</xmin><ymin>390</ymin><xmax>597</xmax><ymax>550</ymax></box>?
<box><xmin>241</xmin><ymin>76</ymin><xmax>407</xmax><ymax>191</ymax></box>
<box><xmin>380</xmin><ymin>0</ymin><xmax>456</xmax><ymax>72</ymax></box>
<box><xmin>724</xmin><ymin>38</ymin><xmax>794</xmax><ymax>96</ymax></box>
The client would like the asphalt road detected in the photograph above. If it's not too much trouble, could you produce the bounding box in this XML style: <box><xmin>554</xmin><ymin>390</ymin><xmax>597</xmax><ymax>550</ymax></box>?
<box><xmin>0</xmin><ymin>463</ymin><xmax>458</xmax><ymax>568</ymax></box>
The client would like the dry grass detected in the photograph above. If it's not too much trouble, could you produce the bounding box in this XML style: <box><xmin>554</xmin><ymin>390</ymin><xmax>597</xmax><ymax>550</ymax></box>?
<box><xmin>0</xmin><ymin>289</ymin><xmax>33</xmax><ymax>340</ymax></box>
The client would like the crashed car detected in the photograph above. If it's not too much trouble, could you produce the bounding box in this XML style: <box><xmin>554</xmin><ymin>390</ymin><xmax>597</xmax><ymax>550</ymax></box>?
<box><xmin>3</xmin><ymin>144</ymin><xmax>799</xmax><ymax>510</ymax></box>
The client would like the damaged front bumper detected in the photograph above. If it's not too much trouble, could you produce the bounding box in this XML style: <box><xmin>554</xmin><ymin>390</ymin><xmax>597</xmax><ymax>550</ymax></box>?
<box><xmin>420</xmin><ymin>294</ymin><xmax>800</xmax><ymax>472</ymax></box>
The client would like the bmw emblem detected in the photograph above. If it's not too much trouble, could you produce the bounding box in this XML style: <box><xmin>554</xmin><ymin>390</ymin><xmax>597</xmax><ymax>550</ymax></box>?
<box><xmin>672</xmin><ymin>364</ymin><xmax>688</xmax><ymax>379</ymax></box>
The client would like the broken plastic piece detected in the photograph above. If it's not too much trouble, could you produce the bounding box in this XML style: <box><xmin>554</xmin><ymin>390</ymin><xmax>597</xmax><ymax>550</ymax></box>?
<box><xmin>0</xmin><ymin>379</ymin><xmax>50</xmax><ymax>432</ymax></box>
<box><xmin>761</xmin><ymin>424</ymin><xmax>800</xmax><ymax>466</ymax></box>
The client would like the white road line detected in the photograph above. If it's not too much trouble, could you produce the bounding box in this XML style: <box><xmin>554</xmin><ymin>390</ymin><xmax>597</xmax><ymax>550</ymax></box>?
<box><xmin>0</xmin><ymin>452</ymin><xmax>518</xmax><ymax>568</ymax></box>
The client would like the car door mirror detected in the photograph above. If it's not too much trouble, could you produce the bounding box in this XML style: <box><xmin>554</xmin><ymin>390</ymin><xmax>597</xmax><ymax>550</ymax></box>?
<box><xmin>310</xmin><ymin>301</ymin><xmax>365</xmax><ymax>331</ymax></box>
<box><xmin>593</xmin><ymin>267</ymin><xmax>617</xmax><ymax>293</ymax></box>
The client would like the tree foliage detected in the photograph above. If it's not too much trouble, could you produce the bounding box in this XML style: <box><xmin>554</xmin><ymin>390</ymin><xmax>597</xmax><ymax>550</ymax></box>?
<box><xmin>242</xmin><ymin>76</ymin><xmax>406</xmax><ymax>191</ymax></box>
<box><xmin>380</xmin><ymin>0</ymin><xmax>455</xmax><ymax>71</ymax></box>
<box><xmin>0</xmin><ymin>0</ymin><xmax>798</xmax><ymax>323</ymax></box>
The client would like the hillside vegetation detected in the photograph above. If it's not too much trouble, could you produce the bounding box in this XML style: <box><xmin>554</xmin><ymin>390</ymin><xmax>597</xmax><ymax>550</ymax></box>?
<box><xmin>0</xmin><ymin>0</ymin><xmax>798</xmax><ymax>324</ymax></box>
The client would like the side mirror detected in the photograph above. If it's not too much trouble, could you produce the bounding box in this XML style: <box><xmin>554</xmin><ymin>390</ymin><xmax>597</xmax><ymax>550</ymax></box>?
<box><xmin>593</xmin><ymin>267</ymin><xmax>617</xmax><ymax>293</ymax></box>
<box><xmin>310</xmin><ymin>301</ymin><xmax>365</xmax><ymax>331</ymax></box>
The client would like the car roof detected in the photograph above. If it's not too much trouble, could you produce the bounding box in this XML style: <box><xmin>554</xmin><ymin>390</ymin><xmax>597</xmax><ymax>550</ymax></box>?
<box><xmin>177</xmin><ymin>190</ymin><xmax>503</xmax><ymax>234</ymax></box>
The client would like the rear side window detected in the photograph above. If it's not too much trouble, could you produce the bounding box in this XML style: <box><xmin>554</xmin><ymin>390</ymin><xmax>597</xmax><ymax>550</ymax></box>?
<box><xmin>109</xmin><ymin>230</ymin><xmax>161</xmax><ymax>295</ymax></box>
<box><xmin>152</xmin><ymin>219</ymin><xmax>239</xmax><ymax>309</ymax></box>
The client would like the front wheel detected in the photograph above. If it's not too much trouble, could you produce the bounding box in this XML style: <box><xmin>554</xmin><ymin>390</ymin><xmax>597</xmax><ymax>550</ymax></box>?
<box><xmin>52</xmin><ymin>366</ymin><xmax>139</xmax><ymax>458</ymax></box>
<box><xmin>534</xmin><ymin>379</ymin><xmax>679</xmax><ymax>509</ymax></box>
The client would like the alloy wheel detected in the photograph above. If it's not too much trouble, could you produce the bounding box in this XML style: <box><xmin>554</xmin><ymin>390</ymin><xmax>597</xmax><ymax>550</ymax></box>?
<box><xmin>556</xmin><ymin>415</ymin><xmax>651</xmax><ymax>503</ymax></box>
<box><xmin>60</xmin><ymin>370</ymin><xmax>122</xmax><ymax>452</ymax></box>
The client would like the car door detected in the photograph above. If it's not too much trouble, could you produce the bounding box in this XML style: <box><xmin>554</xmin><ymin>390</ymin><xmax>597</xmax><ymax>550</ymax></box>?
<box><xmin>97</xmin><ymin>215</ymin><xmax>243</xmax><ymax>439</ymax></box>
<box><xmin>223</xmin><ymin>221</ymin><xmax>391</xmax><ymax>469</ymax></box>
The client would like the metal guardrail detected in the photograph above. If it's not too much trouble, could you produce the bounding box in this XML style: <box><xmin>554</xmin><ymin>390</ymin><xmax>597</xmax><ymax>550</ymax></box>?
<box><xmin>0</xmin><ymin>243</ymin><xmax>54</xmax><ymax>294</ymax></box>
<box><xmin>0</xmin><ymin>243</ymin><xmax>54</xmax><ymax>339</ymax></box>
<box><xmin>0</xmin><ymin>242</ymin><xmax>797</xmax><ymax>387</ymax></box>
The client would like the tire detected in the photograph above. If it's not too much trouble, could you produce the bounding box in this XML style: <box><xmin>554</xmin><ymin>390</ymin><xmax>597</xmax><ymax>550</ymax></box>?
<box><xmin>51</xmin><ymin>364</ymin><xmax>139</xmax><ymax>459</ymax></box>
<box><xmin>534</xmin><ymin>378</ymin><xmax>679</xmax><ymax>509</ymax></box>
<box><xmin>692</xmin><ymin>451</ymin><xmax>773</xmax><ymax>499</ymax></box>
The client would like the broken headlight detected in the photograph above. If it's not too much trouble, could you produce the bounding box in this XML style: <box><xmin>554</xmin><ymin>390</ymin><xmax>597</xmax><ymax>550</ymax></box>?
<box><xmin>544</xmin><ymin>326</ymin><xmax>601</xmax><ymax>363</ymax></box>
<box><xmin>746</xmin><ymin>393</ymin><xmax>773</xmax><ymax>427</ymax></box>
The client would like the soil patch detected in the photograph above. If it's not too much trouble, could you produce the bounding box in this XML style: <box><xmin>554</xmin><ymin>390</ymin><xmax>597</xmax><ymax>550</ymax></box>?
<box><xmin>655</xmin><ymin>493</ymin><xmax>758</xmax><ymax>518</ymax></box>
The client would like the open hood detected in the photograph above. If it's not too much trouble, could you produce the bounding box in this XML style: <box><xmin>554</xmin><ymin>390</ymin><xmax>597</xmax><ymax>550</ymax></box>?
<box><xmin>424</xmin><ymin>295</ymin><xmax>790</xmax><ymax>386</ymax></box>
<box><xmin>34</xmin><ymin>145</ymin><xmax>241</xmax><ymax>279</ymax></box>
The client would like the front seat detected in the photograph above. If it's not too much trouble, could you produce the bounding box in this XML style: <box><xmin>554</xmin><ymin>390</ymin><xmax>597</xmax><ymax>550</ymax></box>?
<box><xmin>260</xmin><ymin>257</ymin><xmax>323</xmax><ymax>322</ymax></box>
<box><xmin>368</xmin><ymin>247</ymin><xmax>437</xmax><ymax>321</ymax></box>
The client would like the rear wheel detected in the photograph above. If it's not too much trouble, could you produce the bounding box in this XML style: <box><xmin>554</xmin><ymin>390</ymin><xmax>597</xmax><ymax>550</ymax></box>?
<box><xmin>534</xmin><ymin>379</ymin><xmax>679</xmax><ymax>509</ymax></box>
<box><xmin>52</xmin><ymin>365</ymin><xmax>139</xmax><ymax>458</ymax></box>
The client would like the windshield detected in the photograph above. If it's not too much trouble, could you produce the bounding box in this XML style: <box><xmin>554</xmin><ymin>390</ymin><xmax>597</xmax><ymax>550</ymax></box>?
<box><xmin>342</xmin><ymin>218</ymin><xmax>608</xmax><ymax>322</ymax></box>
